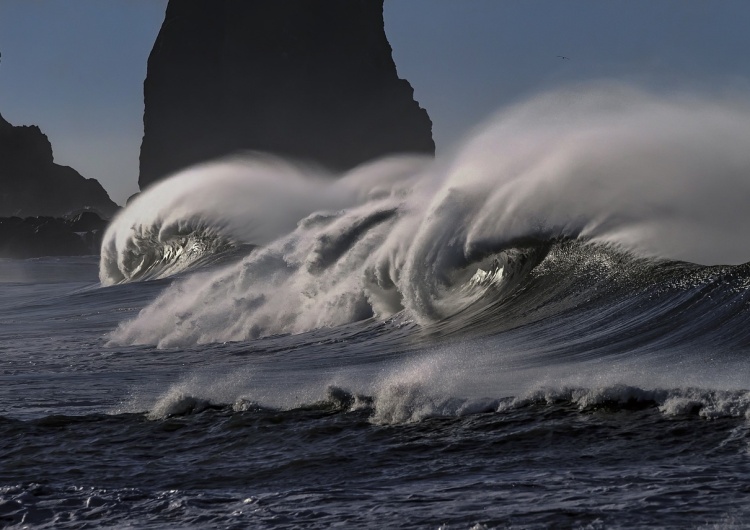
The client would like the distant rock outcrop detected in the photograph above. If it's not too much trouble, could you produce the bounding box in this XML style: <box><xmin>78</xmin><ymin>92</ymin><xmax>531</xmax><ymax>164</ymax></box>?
<box><xmin>0</xmin><ymin>212</ymin><xmax>108</xmax><ymax>258</ymax></box>
<box><xmin>139</xmin><ymin>0</ymin><xmax>435</xmax><ymax>189</ymax></box>
<box><xmin>0</xmin><ymin>112</ymin><xmax>119</xmax><ymax>218</ymax></box>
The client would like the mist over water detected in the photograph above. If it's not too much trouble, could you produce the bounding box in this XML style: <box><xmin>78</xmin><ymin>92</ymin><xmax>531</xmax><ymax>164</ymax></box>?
<box><xmin>101</xmin><ymin>84</ymin><xmax>750</xmax><ymax>348</ymax></box>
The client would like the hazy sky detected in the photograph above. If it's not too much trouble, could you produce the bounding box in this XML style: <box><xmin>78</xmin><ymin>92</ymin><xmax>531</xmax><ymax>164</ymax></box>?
<box><xmin>1</xmin><ymin>1</ymin><xmax>750</xmax><ymax>205</ymax></box>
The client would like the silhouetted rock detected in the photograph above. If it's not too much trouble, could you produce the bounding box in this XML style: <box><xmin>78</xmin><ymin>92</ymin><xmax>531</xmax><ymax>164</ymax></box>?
<box><xmin>0</xmin><ymin>112</ymin><xmax>119</xmax><ymax>218</ymax></box>
<box><xmin>0</xmin><ymin>212</ymin><xmax>108</xmax><ymax>258</ymax></box>
<box><xmin>68</xmin><ymin>211</ymin><xmax>108</xmax><ymax>233</ymax></box>
<box><xmin>139</xmin><ymin>0</ymin><xmax>435</xmax><ymax>189</ymax></box>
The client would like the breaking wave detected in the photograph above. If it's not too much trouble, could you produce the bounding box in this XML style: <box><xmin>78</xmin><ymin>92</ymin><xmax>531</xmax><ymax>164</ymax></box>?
<box><xmin>101</xmin><ymin>84</ymin><xmax>750</xmax><ymax>347</ymax></box>
<box><xmin>141</xmin><ymin>380</ymin><xmax>750</xmax><ymax>425</ymax></box>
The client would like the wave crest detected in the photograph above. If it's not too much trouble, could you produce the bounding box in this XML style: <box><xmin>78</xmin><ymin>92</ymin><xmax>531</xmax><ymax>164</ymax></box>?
<box><xmin>103</xmin><ymin>84</ymin><xmax>750</xmax><ymax>346</ymax></box>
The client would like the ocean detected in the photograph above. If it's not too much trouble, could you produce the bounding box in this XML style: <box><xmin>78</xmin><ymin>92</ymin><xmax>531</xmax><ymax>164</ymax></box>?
<box><xmin>2</xmin><ymin>86</ymin><xmax>750</xmax><ymax>528</ymax></box>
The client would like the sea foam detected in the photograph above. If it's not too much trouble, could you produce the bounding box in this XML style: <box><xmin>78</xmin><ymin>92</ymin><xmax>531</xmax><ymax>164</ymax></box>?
<box><xmin>102</xmin><ymin>84</ymin><xmax>750</xmax><ymax>347</ymax></box>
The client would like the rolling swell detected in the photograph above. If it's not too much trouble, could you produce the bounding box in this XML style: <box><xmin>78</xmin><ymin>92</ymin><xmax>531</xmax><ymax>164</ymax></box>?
<box><xmin>102</xmin><ymin>84</ymin><xmax>750</xmax><ymax>349</ymax></box>
<box><xmin>4</xmin><ymin>390</ymin><xmax>750</xmax><ymax>528</ymax></box>
<box><xmin>10</xmin><ymin>84</ymin><xmax>750</xmax><ymax>530</ymax></box>
<box><xmin>439</xmin><ymin>240</ymin><xmax>750</xmax><ymax>354</ymax></box>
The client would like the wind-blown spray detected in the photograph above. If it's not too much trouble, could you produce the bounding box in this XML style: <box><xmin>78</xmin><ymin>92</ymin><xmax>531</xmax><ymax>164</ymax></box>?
<box><xmin>102</xmin><ymin>84</ymin><xmax>750</xmax><ymax>347</ymax></box>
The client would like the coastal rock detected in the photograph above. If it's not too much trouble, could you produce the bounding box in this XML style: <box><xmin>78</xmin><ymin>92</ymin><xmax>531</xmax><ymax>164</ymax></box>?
<box><xmin>0</xmin><ymin>212</ymin><xmax>108</xmax><ymax>258</ymax></box>
<box><xmin>0</xmin><ymin>112</ymin><xmax>119</xmax><ymax>218</ymax></box>
<box><xmin>139</xmin><ymin>0</ymin><xmax>435</xmax><ymax>189</ymax></box>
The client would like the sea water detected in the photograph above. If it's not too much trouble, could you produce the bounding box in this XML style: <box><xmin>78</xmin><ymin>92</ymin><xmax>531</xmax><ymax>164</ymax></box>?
<box><xmin>2</xmin><ymin>85</ymin><xmax>750</xmax><ymax>528</ymax></box>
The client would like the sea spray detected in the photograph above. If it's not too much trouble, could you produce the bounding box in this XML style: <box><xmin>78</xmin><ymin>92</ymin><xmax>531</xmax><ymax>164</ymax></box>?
<box><xmin>103</xmin><ymin>84</ymin><xmax>750</xmax><ymax>346</ymax></box>
<box><xmin>98</xmin><ymin>154</ymin><xmax>413</xmax><ymax>285</ymax></box>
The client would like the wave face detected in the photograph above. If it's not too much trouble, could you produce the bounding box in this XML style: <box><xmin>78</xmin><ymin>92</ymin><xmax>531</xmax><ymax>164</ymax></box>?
<box><xmin>102</xmin><ymin>84</ymin><xmax>750</xmax><ymax>347</ymax></box>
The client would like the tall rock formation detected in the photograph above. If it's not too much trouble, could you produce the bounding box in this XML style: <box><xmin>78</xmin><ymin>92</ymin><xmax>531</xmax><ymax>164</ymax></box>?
<box><xmin>139</xmin><ymin>0</ymin><xmax>434</xmax><ymax>189</ymax></box>
<box><xmin>0</xmin><ymin>112</ymin><xmax>119</xmax><ymax>218</ymax></box>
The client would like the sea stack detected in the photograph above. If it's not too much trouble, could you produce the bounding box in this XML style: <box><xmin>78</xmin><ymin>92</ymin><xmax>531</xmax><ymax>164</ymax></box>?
<box><xmin>139</xmin><ymin>0</ymin><xmax>435</xmax><ymax>190</ymax></box>
<box><xmin>0</xmin><ymin>112</ymin><xmax>118</xmax><ymax>218</ymax></box>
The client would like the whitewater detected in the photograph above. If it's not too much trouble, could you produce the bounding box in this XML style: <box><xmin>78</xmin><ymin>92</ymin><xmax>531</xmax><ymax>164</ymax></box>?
<box><xmin>3</xmin><ymin>85</ymin><xmax>750</xmax><ymax>528</ymax></box>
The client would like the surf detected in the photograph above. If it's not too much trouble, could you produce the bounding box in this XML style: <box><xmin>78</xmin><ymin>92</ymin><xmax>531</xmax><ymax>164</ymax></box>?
<box><xmin>100</xmin><ymin>83</ymin><xmax>750</xmax><ymax>347</ymax></box>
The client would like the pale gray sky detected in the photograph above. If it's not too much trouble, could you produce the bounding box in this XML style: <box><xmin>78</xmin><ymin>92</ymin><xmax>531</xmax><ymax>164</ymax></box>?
<box><xmin>1</xmin><ymin>0</ymin><xmax>749</xmax><ymax>205</ymax></box>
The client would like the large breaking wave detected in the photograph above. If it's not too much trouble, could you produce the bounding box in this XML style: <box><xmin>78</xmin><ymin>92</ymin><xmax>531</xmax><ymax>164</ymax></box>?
<box><xmin>101</xmin><ymin>84</ymin><xmax>750</xmax><ymax>347</ymax></box>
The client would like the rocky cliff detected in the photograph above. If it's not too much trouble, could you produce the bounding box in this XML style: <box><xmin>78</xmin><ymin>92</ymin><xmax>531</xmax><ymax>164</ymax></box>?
<box><xmin>0</xmin><ymin>112</ymin><xmax>119</xmax><ymax>218</ymax></box>
<box><xmin>139</xmin><ymin>0</ymin><xmax>434</xmax><ymax>189</ymax></box>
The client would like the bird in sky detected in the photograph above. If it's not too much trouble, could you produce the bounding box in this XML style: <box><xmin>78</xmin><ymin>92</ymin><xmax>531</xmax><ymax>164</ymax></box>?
<box><xmin>557</xmin><ymin>55</ymin><xmax>570</xmax><ymax>60</ymax></box>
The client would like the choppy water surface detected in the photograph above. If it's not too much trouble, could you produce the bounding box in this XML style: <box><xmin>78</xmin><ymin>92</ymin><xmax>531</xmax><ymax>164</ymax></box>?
<box><xmin>4</xmin><ymin>86</ymin><xmax>750</xmax><ymax>528</ymax></box>
<box><xmin>3</xmin><ymin>244</ymin><xmax>750</xmax><ymax>529</ymax></box>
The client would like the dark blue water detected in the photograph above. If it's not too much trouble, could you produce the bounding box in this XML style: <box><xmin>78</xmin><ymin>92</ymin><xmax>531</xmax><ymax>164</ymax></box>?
<box><xmin>5</xmin><ymin>87</ymin><xmax>750</xmax><ymax>527</ymax></box>
<box><xmin>2</xmin><ymin>245</ymin><xmax>750</xmax><ymax>529</ymax></box>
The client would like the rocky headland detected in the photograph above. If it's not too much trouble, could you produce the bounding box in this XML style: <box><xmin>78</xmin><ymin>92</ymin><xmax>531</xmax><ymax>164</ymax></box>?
<box><xmin>0</xmin><ymin>112</ymin><xmax>118</xmax><ymax>257</ymax></box>
<box><xmin>0</xmin><ymin>113</ymin><xmax>118</xmax><ymax>218</ymax></box>
<box><xmin>139</xmin><ymin>0</ymin><xmax>434</xmax><ymax>189</ymax></box>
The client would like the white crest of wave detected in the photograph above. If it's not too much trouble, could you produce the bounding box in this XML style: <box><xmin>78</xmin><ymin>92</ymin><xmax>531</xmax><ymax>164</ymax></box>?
<box><xmin>128</xmin><ymin>338</ymin><xmax>750</xmax><ymax>424</ymax></box>
<box><xmin>100</xmin><ymin>155</ymin><xmax>358</xmax><ymax>284</ymax></box>
<box><xmin>104</xmin><ymin>84</ymin><xmax>750</xmax><ymax>346</ymax></box>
